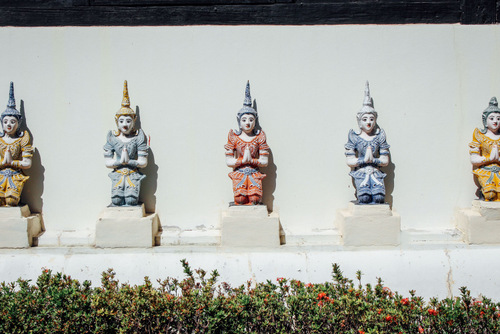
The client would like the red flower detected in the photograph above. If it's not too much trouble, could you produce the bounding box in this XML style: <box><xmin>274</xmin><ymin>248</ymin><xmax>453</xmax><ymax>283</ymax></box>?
<box><xmin>401</xmin><ymin>298</ymin><xmax>409</xmax><ymax>305</ymax></box>
<box><xmin>358</xmin><ymin>331</ymin><xmax>365</xmax><ymax>334</ymax></box>
<box><xmin>385</xmin><ymin>315</ymin><xmax>392</xmax><ymax>322</ymax></box>
<box><xmin>377</xmin><ymin>308</ymin><xmax>382</xmax><ymax>314</ymax></box>
<box><xmin>428</xmin><ymin>309</ymin><xmax>438</xmax><ymax>316</ymax></box>
<box><xmin>317</xmin><ymin>292</ymin><xmax>327</xmax><ymax>300</ymax></box>
<box><xmin>305</xmin><ymin>283</ymin><xmax>314</xmax><ymax>288</ymax></box>
<box><xmin>276</xmin><ymin>277</ymin><xmax>285</xmax><ymax>283</ymax></box>
<box><xmin>418</xmin><ymin>327</ymin><xmax>424</xmax><ymax>333</ymax></box>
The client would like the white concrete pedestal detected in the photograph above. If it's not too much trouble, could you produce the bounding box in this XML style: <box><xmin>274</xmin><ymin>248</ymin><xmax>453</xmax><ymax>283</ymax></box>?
<box><xmin>456</xmin><ymin>200</ymin><xmax>500</xmax><ymax>244</ymax></box>
<box><xmin>95</xmin><ymin>204</ymin><xmax>161</xmax><ymax>248</ymax></box>
<box><xmin>336</xmin><ymin>203</ymin><xmax>401</xmax><ymax>246</ymax></box>
<box><xmin>0</xmin><ymin>205</ymin><xmax>44</xmax><ymax>248</ymax></box>
<box><xmin>221</xmin><ymin>204</ymin><xmax>281</xmax><ymax>247</ymax></box>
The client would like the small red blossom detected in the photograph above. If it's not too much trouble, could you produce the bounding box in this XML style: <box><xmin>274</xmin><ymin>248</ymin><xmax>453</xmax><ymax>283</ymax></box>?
<box><xmin>385</xmin><ymin>315</ymin><xmax>392</xmax><ymax>322</ymax></box>
<box><xmin>277</xmin><ymin>277</ymin><xmax>285</xmax><ymax>283</ymax></box>
<box><xmin>401</xmin><ymin>298</ymin><xmax>409</xmax><ymax>305</ymax></box>
<box><xmin>317</xmin><ymin>292</ymin><xmax>327</xmax><ymax>300</ymax></box>
<box><xmin>377</xmin><ymin>308</ymin><xmax>382</xmax><ymax>314</ymax></box>
<box><xmin>428</xmin><ymin>309</ymin><xmax>438</xmax><ymax>316</ymax></box>
<box><xmin>418</xmin><ymin>327</ymin><xmax>424</xmax><ymax>333</ymax></box>
<box><xmin>317</xmin><ymin>301</ymin><xmax>324</xmax><ymax>307</ymax></box>
<box><xmin>305</xmin><ymin>283</ymin><xmax>314</xmax><ymax>288</ymax></box>
<box><xmin>358</xmin><ymin>330</ymin><xmax>365</xmax><ymax>334</ymax></box>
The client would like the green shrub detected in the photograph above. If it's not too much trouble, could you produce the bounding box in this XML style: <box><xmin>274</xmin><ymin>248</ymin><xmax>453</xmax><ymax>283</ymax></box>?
<box><xmin>0</xmin><ymin>260</ymin><xmax>498</xmax><ymax>333</ymax></box>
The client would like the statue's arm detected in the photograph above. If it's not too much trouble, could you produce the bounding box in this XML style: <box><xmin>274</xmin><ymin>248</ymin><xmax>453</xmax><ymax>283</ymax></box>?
<box><xmin>345</xmin><ymin>130</ymin><xmax>360</xmax><ymax>167</ymax></box>
<box><xmin>346</xmin><ymin>150</ymin><xmax>360</xmax><ymax>167</ymax></box>
<box><xmin>104</xmin><ymin>150</ymin><xmax>119</xmax><ymax>169</ymax></box>
<box><xmin>375</xmin><ymin>148</ymin><xmax>390</xmax><ymax>167</ymax></box>
<box><xmin>225</xmin><ymin>150</ymin><xmax>240</xmax><ymax>168</ymax></box>
<box><xmin>469</xmin><ymin>129</ymin><xmax>493</xmax><ymax>167</ymax></box>
<box><xmin>470</xmin><ymin>153</ymin><xmax>490</xmax><ymax>167</ymax></box>
<box><xmin>135</xmin><ymin>151</ymin><xmax>148</xmax><ymax>168</ymax></box>
<box><xmin>13</xmin><ymin>133</ymin><xmax>33</xmax><ymax>169</ymax></box>
<box><xmin>257</xmin><ymin>151</ymin><xmax>268</xmax><ymax>168</ymax></box>
<box><xmin>225</xmin><ymin>130</ymin><xmax>241</xmax><ymax>168</ymax></box>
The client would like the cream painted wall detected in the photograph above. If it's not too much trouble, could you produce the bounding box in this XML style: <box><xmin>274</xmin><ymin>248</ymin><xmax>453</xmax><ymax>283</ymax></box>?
<box><xmin>0</xmin><ymin>25</ymin><xmax>496</xmax><ymax>238</ymax></box>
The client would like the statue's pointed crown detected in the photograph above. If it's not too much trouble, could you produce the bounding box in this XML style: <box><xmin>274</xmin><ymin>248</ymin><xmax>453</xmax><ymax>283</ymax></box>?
<box><xmin>2</xmin><ymin>82</ymin><xmax>21</xmax><ymax>118</ymax></box>
<box><xmin>359</xmin><ymin>81</ymin><xmax>376</xmax><ymax>114</ymax></box>
<box><xmin>484</xmin><ymin>97</ymin><xmax>500</xmax><ymax>113</ymax></box>
<box><xmin>116</xmin><ymin>80</ymin><xmax>135</xmax><ymax>118</ymax></box>
<box><xmin>238</xmin><ymin>80</ymin><xmax>257</xmax><ymax>116</ymax></box>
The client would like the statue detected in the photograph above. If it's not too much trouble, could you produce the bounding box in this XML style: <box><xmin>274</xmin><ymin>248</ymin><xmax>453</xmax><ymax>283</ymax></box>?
<box><xmin>0</xmin><ymin>82</ymin><xmax>33</xmax><ymax>206</ymax></box>
<box><xmin>469</xmin><ymin>97</ymin><xmax>500</xmax><ymax>201</ymax></box>
<box><xmin>103</xmin><ymin>81</ymin><xmax>148</xmax><ymax>206</ymax></box>
<box><xmin>345</xmin><ymin>82</ymin><xmax>390</xmax><ymax>204</ymax></box>
<box><xmin>225</xmin><ymin>81</ymin><xmax>269</xmax><ymax>205</ymax></box>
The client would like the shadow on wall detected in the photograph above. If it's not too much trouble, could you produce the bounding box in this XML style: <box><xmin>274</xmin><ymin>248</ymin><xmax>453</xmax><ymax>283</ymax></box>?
<box><xmin>141</xmin><ymin>148</ymin><xmax>158</xmax><ymax>213</ymax></box>
<box><xmin>262</xmin><ymin>148</ymin><xmax>277</xmax><ymax>213</ymax></box>
<box><xmin>19</xmin><ymin>100</ymin><xmax>44</xmax><ymax>213</ymax></box>
<box><xmin>385</xmin><ymin>153</ymin><xmax>395</xmax><ymax>209</ymax></box>
<box><xmin>136</xmin><ymin>106</ymin><xmax>158</xmax><ymax>213</ymax></box>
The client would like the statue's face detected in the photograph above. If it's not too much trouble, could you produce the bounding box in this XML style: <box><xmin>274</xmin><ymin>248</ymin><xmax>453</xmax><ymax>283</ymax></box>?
<box><xmin>2</xmin><ymin>116</ymin><xmax>18</xmax><ymax>136</ymax></box>
<box><xmin>117</xmin><ymin>115</ymin><xmax>135</xmax><ymax>135</ymax></box>
<box><xmin>487</xmin><ymin>113</ymin><xmax>500</xmax><ymax>133</ymax></box>
<box><xmin>239</xmin><ymin>114</ymin><xmax>256</xmax><ymax>133</ymax></box>
<box><xmin>360</xmin><ymin>113</ymin><xmax>376</xmax><ymax>134</ymax></box>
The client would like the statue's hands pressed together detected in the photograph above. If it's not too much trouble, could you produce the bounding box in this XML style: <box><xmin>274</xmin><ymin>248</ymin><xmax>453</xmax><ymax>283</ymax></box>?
<box><xmin>120</xmin><ymin>147</ymin><xmax>129</xmax><ymax>165</ymax></box>
<box><xmin>364</xmin><ymin>145</ymin><xmax>374</xmax><ymax>164</ymax></box>
<box><xmin>242</xmin><ymin>145</ymin><xmax>251</xmax><ymax>164</ymax></box>
<box><xmin>2</xmin><ymin>147</ymin><xmax>13</xmax><ymax>166</ymax></box>
<box><xmin>490</xmin><ymin>145</ymin><xmax>500</xmax><ymax>163</ymax></box>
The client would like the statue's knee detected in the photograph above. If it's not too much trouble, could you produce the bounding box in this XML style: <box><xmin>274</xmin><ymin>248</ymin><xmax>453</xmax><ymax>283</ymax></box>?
<box><xmin>5</xmin><ymin>196</ymin><xmax>19</xmax><ymax>207</ymax></box>
<box><xmin>235</xmin><ymin>195</ymin><xmax>248</xmax><ymax>205</ymax></box>
<box><xmin>112</xmin><ymin>197</ymin><xmax>124</xmax><ymax>206</ymax></box>
<box><xmin>484</xmin><ymin>191</ymin><xmax>496</xmax><ymax>201</ymax></box>
<box><xmin>125</xmin><ymin>196</ymin><xmax>138</xmax><ymax>206</ymax></box>
<box><xmin>249</xmin><ymin>195</ymin><xmax>261</xmax><ymax>205</ymax></box>
<box><xmin>358</xmin><ymin>194</ymin><xmax>371</xmax><ymax>204</ymax></box>
<box><xmin>373</xmin><ymin>194</ymin><xmax>385</xmax><ymax>203</ymax></box>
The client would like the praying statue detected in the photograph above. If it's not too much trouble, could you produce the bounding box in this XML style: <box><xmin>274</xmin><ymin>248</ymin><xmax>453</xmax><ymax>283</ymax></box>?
<box><xmin>345</xmin><ymin>82</ymin><xmax>390</xmax><ymax>204</ymax></box>
<box><xmin>0</xmin><ymin>82</ymin><xmax>33</xmax><ymax>206</ymax></box>
<box><xmin>470</xmin><ymin>97</ymin><xmax>500</xmax><ymax>201</ymax></box>
<box><xmin>104</xmin><ymin>81</ymin><xmax>148</xmax><ymax>206</ymax></box>
<box><xmin>225</xmin><ymin>81</ymin><xmax>269</xmax><ymax>205</ymax></box>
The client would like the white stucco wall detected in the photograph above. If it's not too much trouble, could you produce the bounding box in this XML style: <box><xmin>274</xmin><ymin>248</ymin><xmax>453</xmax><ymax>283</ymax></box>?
<box><xmin>0</xmin><ymin>25</ymin><xmax>497</xmax><ymax>238</ymax></box>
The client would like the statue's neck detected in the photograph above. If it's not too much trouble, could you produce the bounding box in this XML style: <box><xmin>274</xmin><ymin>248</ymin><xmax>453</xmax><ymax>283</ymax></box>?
<box><xmin>486</xmin><ymin>129</ymin><xmax>500</xmax><ymax>140</ymax></box>
<box><xmin>3</xmin><ymin>133</ymin><xmax>18</xmax><ymax>144</ymax></box>
<box><xmin>359</xmin><ymin>130</ymin><xmax>376</xmax><ymax>141</ymax></box>
<box><xmin>118</xmin><ymin>132</ymin><xmax>135</xmax><ymax>143</ymax></box>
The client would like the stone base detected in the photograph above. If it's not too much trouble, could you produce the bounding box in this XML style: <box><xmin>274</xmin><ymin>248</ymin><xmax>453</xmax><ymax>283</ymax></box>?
<box><xmin>336</xmin><ymin>202</ymin><xmax>401</xmax><ymax>246</ymax></box>
<box><xmin>221</xmin><ymin>204</ymin><xmax>281</xmax><ymax>247</ymax></box>
<box><xmin>0</xmin><ymin>205</ymin><xmax>44</xmax><ymax>248</ymax></box>
<box><xmin>95</xmin><ymin>204</ymin><xmax>161</xmax><ymax>248</ymax></box>
<box><xmin>456</xmin><ymin>200</ymin><xmax>500</xmax><ymax>244</ymax></box>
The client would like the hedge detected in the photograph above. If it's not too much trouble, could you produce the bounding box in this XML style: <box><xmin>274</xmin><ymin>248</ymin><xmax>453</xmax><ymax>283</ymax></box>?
<box><xmin>0</xmin><ymin>259</ymin><xmax>498</xmax><ymax>333</ymax></box>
